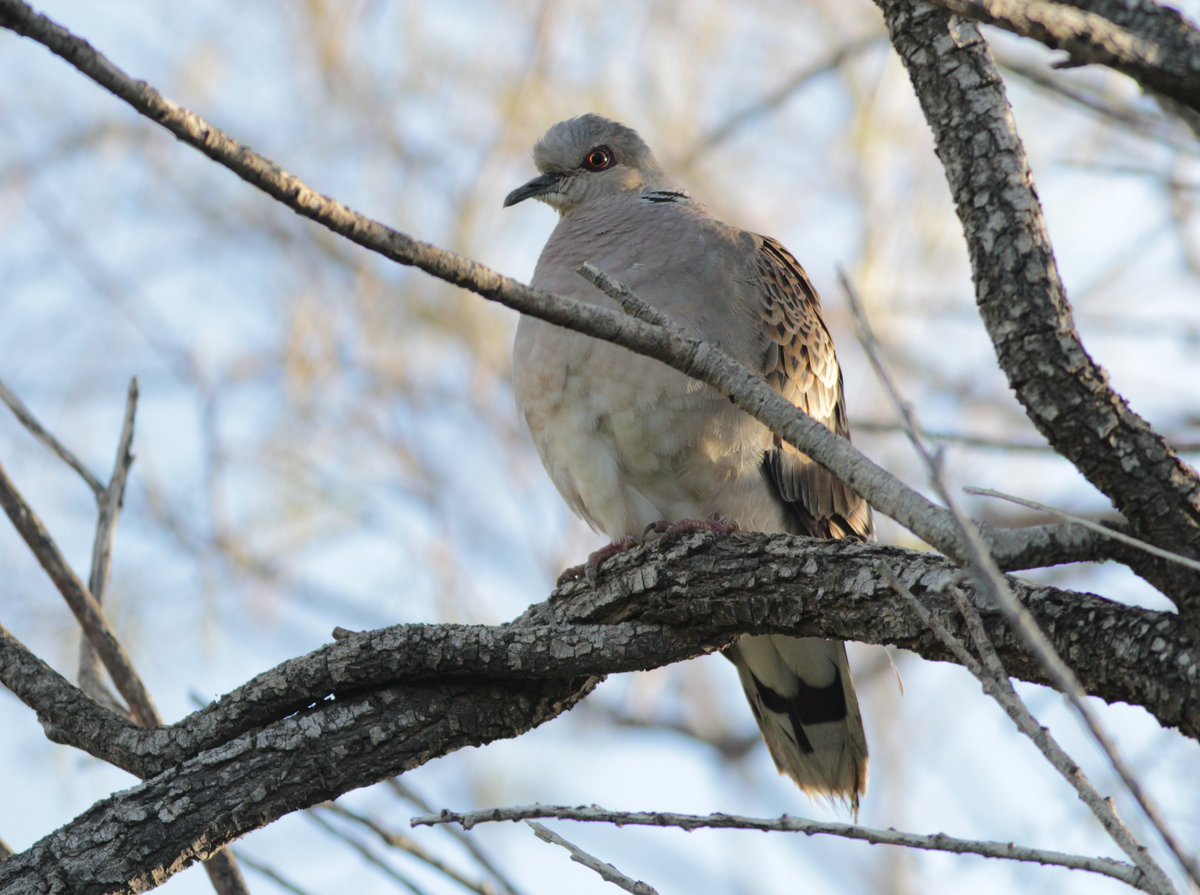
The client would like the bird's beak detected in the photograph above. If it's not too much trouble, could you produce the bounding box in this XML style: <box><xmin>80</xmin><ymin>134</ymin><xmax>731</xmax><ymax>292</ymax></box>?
<box><xmin>503</xmin><ymin>172</ymin><xmax>562</xmax><ymax>207</ymax></box>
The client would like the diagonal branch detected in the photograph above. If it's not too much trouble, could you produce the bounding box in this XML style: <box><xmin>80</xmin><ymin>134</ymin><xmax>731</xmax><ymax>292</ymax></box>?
<box><xmin>0</xmin><ymin>377</ymin><xmax>105</xmax><ymax>496</ymax></box>
<box><xmin>0</xmin><ymin>0</ymin><xmax>1126</xmax><ymax>583</ymax></box>
<box><xmin>928</xmin><ymin>0</ymin><xmax>1200</xmax><ymax>117</ymax></box>
<box><xmin>0</xmin><ymin>462</ymin><xmax>157</xmax><ymax>726</ymax></box>
<box><xmin>883</xmin><ymin>568</ymin><xmax>1175</xmax><ymax>894</ymax></box>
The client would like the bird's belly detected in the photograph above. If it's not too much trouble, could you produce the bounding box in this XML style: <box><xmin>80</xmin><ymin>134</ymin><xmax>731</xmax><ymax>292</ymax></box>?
<box><xmin>515</xmin><ymin>321</ymin><xmax>769</xmax><ymax>538</ymax></box>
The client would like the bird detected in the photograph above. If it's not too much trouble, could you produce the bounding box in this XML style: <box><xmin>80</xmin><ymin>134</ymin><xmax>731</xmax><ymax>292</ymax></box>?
<box><xmin>504</xmin><ymin>114</ymin><xmax>871</xmax><ymax>808</ymax></box>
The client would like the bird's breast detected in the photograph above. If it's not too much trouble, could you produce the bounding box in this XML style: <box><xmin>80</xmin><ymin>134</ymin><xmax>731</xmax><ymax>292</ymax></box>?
<box><xmin>514</xmin><ymin>315</ymin><xmax>768</xmax><ymax>538</ymax></box>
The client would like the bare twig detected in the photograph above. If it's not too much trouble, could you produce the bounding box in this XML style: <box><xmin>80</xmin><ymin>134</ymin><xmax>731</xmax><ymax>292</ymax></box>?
<box><xmin>387</xmin><ymin>780</ymin><xmax>527</xmax><ymax>895</ymax></box>
<box><xmin>879</xmin><ymin>566</ymin><xmax>1173</xmax><ymax>895</ymax></box>
<box><xmin>680</xmin><ymin>34</ymin><xmax>882</xmax><ymax>165</ymax></box>
<box><xmin>0</xmin><ymin>377</ymin><xmax>104</xmax><ymax>496</ymax></box>
<box><xmin>321</xmin><ymin>803</ymin><xmax>498</xmax><ymax>895</ymax></box>
<box><xmin>578</xmin><ymin>263</ymin><xmax>672</xmax><ymax>327</ymax></box>
<box><xmin>79</xmin><ymin>378</ymin><xmax>139</xmax><ymax>711</ymax></box>
<box><xmin>966</xmin><ymin>486</ymin><xmax>1200</xmax><ymax>574</ymax></box>
<box><xmin>307</xmin><ymin>811</ymin><xmax>429</xmax><ymax>895</ymax></box>
<box><xmin>0</xmin><ymin>461</ymin><xmax>157</xmax><ymax>726</ymax></box>
<box><xmin>525</xmin><ymin>822</ymin><xmax>659</xmax><ymax>895</ymax></box>
<box><xmin>413</xmin><ymin>805</ymin><xmax>1149</xmax><ymax>890</ymax></box>
<box><xmin>854</xmin><ymin>420</ymin><xmax>1200</xmax><ymax>457</ymax></box>
<box><xmin>843</xmin><ymin>271</ymin><xmax>1192</xmax><ymax>891</ymax></box>
<box><xmin>236</xmin><ymin>851</ymin><xmax>320</xmax><ymax>895</ymax></box>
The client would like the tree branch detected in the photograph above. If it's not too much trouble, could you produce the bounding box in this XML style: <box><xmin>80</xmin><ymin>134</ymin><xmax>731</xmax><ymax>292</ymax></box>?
<box><xmin>414</xmin><ymin>805</ymin><xmax>1153</xmax><ymax>892</ymax></box>
<box><xmin>872</xmin><ymin>0</ymin><xmax>1200</xmax><ymax>612</ymax></box>
<box><xmin>928</xmin><ymin>0</ymin><xmax>1200</xmax><ymax>117</ymax></box>
<box><xmin>0</xmin><ymin>676</ymin><xmax>593</xmax><ymax>895</ymax></box>
<box><xmin>0</xmin><ymin>462</ymin><xmax>157</xmax><ymax>726</ymax></box>
<box><xmin>1</xmin><ymin>529</ymin><xmax>1194</xmax><ymax>891</ymax></box>
<box><xmin>78</xmin><ymin>377</ymin><xmax>139</xmax><ymax>710</ymax></box>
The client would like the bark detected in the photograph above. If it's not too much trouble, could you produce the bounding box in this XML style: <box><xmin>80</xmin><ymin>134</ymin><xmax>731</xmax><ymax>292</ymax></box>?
<box><xmin>1</xmin><ymin>533</ymin><xmax>1195</xmax><ymax>894</ymax></box>
<box><xmin>873</xmin><ymin>0</ymin><xmax>1200</xmax><ymax>613</ymax></box>
<box><xmin>929</xmin><ymin>0</ymin><xmax>1200</xmax><ymax>118</ymax></box>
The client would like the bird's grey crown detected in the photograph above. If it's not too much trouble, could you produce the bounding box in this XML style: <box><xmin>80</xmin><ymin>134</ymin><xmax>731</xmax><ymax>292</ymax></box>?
<box><xmin>532</xmin><ymin>113</ymin><xmax>667</xmax><ymax>181</ymax></box>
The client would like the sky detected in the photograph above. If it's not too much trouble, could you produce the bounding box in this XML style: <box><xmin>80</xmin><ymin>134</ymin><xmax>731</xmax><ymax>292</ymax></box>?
<box><xmin>1</xmin><ymin>2</ymin><xmax>1199</xmax><ymax>894</ymax></box>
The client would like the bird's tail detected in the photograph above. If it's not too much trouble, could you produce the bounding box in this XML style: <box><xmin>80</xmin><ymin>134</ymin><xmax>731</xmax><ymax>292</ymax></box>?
<box><xmin>728</xmin><ymin>634</ymin><xmax>868</xmax><ymax>811</ymax></box>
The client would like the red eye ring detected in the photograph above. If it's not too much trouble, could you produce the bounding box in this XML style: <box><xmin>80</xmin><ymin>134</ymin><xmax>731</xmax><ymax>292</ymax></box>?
<box><xmin>583</xmin><ymin>146</ymin><xmax>614</xmax><ymax>171</ymax></box>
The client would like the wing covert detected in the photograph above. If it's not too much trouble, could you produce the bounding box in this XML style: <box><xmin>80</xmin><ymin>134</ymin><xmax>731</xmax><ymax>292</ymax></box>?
<box><xmin>754</xmin><ymin>236</ymin><xmax>872</xmax><ymax>541</ymax></box>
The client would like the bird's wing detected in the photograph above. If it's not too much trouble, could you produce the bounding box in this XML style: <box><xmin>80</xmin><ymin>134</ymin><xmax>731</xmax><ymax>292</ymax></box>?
<box><xmin>753</xmin><ymin>236</ymin><xmax>873</xmax><ymax>541</ymax></box>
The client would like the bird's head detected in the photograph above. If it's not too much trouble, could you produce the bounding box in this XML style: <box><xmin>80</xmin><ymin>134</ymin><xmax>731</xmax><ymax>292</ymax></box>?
<box><xmin>504</xmin><ymin>114</ymin><xmax>671</xmax><ymax>214</ymax></box>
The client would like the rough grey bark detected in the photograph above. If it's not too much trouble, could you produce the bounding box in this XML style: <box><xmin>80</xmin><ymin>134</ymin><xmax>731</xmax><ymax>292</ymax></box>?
<box><xmin>873</xmin><ymin>0</ymin><xmax>1200</xmax><ymax>613</ymax></box>
<box><xmin>1</xmin><ymin>532</ymin><xmax>1196</xmax><ymax>895</ymax></box>
<box><xmin>928</xmin><ymin>0</ymin><xmax>1200</xmax><ymax>117</ymax></box>
<box><xmin>0</xmin><ymin>678</ymin><xmax>592</xmax><ymax>895</ymax></box>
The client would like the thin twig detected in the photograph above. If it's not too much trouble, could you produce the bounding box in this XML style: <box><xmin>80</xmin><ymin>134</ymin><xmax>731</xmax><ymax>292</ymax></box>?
<box><xmin>578</xmin><ymin>263</ymin><xmax>672</xmax><ymax>327</ymax></box>
<box><xmin>0</xmin><ymin>461</ymin><xmax>157</xmax><ymax>726</ymax></box>
<box><xmin>680</xmin><ymin>34</ymin><xmax>882</xmax><ymax>165</ymax></box>
<box><xmin>413</xmin><ymin>805</ymin><xmax>1149</xmax><ymax>890</ymax></box>
<box><xmin>321</xmin><ymin>803</ymin><xmax>498</xmax><ymax>895</ymax></box>
<box><xmin>525</xmin><ymin>822</ymin><xmax>659</xmax><ymax>895</ymax></box>
<box><xmin>842</xmin><ymin>271</ymin><xmax>1190</xmax><ymax>892</ymax></box>
<box><xmin>0</xmin><ymin>377</ymin><xmax>104</xmax><ymax>496</ymax></box>
<box><xmin>236</xmin><ymin>850</ymin><xmax>321</xmax><ymax>895</ymax></box>
<box><xmin>387</xmin><ymin>780</ymin><xmax>527</xmax><ymax>895</ymax></box>
<box><xmin>857</xmin><ymin>419</ymin><xmax>1200</xmax><ymax>456</ymax></box>
<box><xmin>307</xmin><ymin>811</ymin><xmax>429</xmax><ymax>895</ymax></box>
<box><xmin>878</xmin><ymin>565</ymin><xmax>1171</xmax><ymax>895</ymax></box>
<box><xmin>965</xmin><ymin>486</ymin><xmax>1200</xmax><ymax>574</ymax></box>
<box><xmin>79</xmin><ymin>378</ymin><xmax>139</xmax><ymax>711</ymax></box>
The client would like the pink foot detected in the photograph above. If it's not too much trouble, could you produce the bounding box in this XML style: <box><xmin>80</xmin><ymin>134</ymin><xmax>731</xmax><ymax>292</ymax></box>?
<box><xmin>557</xmin><ymin>535</ymin><xmax>640</xmax><ymax>585</ymax></box>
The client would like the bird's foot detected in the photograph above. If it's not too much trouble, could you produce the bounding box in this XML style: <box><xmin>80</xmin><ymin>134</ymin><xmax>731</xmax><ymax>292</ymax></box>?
<box><xmin>556</xmin><ymin>535</ymin><xmax>641</xmax><ymax>586</ymax></box>
<box><xmin>644</xmin><ymin>517</ymin><xmax>740</xmax><ymax>541</ymax></box>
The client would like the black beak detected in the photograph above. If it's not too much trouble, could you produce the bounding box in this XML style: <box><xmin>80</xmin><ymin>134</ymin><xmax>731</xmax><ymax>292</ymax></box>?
<box><xmin>503</xmin><ymin>172</ymin><xmax>562</xmax><ymax>207</ymax></box>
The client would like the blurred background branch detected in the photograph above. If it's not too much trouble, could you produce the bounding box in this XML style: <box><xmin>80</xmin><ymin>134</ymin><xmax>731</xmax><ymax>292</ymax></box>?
<box><xmin>1</xmin><ymin>0</ymin><xmax>1198</xmax><ymax>893</ymax></box>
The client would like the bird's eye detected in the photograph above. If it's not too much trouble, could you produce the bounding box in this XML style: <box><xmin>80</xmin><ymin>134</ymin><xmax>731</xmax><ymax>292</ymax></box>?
<box><xmin>583</xmin><ymin>147</ymin><xmax>614</xmax><ymax>171</ymax></box>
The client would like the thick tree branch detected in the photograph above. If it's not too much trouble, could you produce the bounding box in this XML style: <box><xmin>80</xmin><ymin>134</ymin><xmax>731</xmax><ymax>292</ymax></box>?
<box><xmin>0</xmin><ymin>676</ymin><xmax>594</xmax><ymax>895</ymax></box>
<box><xmin>928</xmin><ymin>0</ymin><xmax>1200</xmax><ymax>117</ymax></box>
<box><xmin>1</xmin><ymin>530</ymin><xmax>1195</xmax><ymax>891</ymax></box>
<box><xmin>873</xmin><ymin>1</ymin><xmax>1200</xmax><ymax>612</ymax></box>
<box><xmin>7</xmin><ymin>535</ymin><xmax>1196</xmax><ymax>778</ymax></box>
